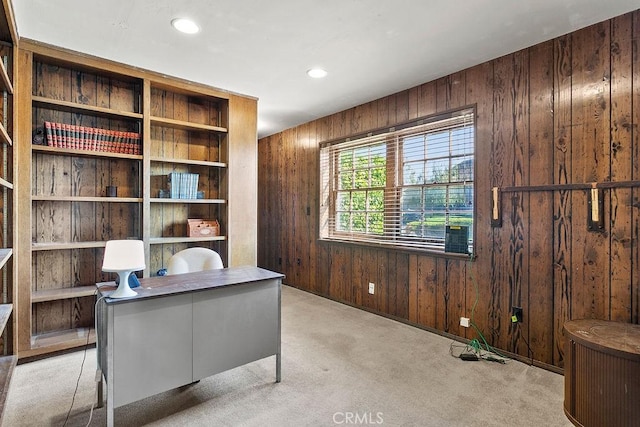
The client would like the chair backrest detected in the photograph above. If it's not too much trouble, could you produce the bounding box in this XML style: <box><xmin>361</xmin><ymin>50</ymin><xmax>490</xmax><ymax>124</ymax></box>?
<box><xmin>166</xmin><ymin>247</ymin><xmax>224</xmax><ymax>275</ymax></box>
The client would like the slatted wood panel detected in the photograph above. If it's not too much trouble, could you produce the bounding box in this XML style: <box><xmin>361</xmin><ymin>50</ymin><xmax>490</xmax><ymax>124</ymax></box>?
<box><xmin>609</xmin><ymin>14</ymin><xmax>633</xmax><ymax>323</ymax></box>
<box><xmin>552</xmin><ymin>33</ymin><xmax>573</xmax><ymax>367</ymax></box>
<box><xmin>258</xmin><ymin>10</ymin><xmax>640</xmax><ymax>369</ymax></box>
<box><xmin>570</xmin><ymin>22</ymin><xmax>611</xmax><ymax>324</ymax></box>
<box><xmin>633</xmin><ymin>12</ymin><xmax>640</xmax><ymax>325</ymax></box>
<box><xmin>527</xmin><ymin>41</ymin><xmax>555</xmax><ymax>365</ymax></box>
<box><xmin>464</xmin><ymin>62</ymin><xmax>494</xmax><ymax>343</ymax></box>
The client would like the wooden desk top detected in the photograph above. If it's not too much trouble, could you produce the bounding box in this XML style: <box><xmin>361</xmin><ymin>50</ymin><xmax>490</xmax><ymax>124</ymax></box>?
<box><xmin>564</xmin><ymin>319</ymin><xmax>640</xmax><ymax>361</ymax></box>
<box><xmin>98</xmin><ymin>266</ymin><xmax>284</xmax><ymax>304</ymax></box>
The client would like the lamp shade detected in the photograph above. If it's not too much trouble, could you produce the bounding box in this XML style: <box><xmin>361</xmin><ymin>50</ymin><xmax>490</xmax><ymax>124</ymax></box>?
<box><xmin>102</xmin><ymin>240</ymin><xmax>145</xmax><ymax>298</ymax></box>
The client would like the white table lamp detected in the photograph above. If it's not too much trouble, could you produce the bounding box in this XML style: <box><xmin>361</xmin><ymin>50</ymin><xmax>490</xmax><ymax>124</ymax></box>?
<box><xmin>102</xmin><ymin>240</ymin><xmax>146</xmax><ymax>298</ymax></box>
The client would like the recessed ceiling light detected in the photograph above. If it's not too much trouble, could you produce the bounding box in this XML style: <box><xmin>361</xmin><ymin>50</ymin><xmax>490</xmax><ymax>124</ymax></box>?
<box><xmin>307</xmin><ymin>68</ymin><xmax>328</xmax><ymax>79</ymax></box>
<box><xmin>171</xmin><ymin>18</ymin><xmax>199</xmax><ymax>34</ymax></box>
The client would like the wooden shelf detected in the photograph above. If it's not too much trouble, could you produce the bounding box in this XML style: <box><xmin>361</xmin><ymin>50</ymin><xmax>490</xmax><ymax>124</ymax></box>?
<box><xmin>32</xmin><ymin>286</ymin><xmax>97</xmax><ymax>303</ymax></box>
<box><xmin>0</xmin><ymin>178</ymin><xmax>11</xmax><ymax>190</ymax></box>
<box><xmin>149</xmin><ymin>156</ymin><xmax>226</xmax><ymax>168</ymax></box>
<box><xmin>32</xmin><ymin>96</ymin><xmax>143</xmax><ymax>120</ymax></box>
<box><xmin>0</xmin><ymin>249</ymin><xmax>11</xmax><ymax>271</ymax></box>
<box><xmin>32</xmin><ymin>144</ymin><xmax>143</xmax><ymax>160</ymax></box>
<box><xmin>0</xmin><ymin>305</ymin><xmax>12</xmax><ymax>336</ymax></box>
<box><xmin>0</xmin><ymin>3</ymin><xmax>15</xmax><ymax>373</ymax></box>
<box><xmin>150</xmin><ymin>236</ymin><xmax>226</xmax><ymax>245</ymax></box>
<box><xmin>27</xmin><ymin>327</ymin><xmax>95</xmax><ymax>356</ymax></box>
<box><xmin>0</xmin><ymin>355</ymin><xmax>17</xmax><ymax>420</ymax></box>
<box><xmin>150</xmin><ymin>116</ymin><xmax>227</xmax><ymax>133</ymax></box>
<box><xmin>32</xmin><ymin>195</ymin><xmax>142</xmax><ymax>203</ymax></box>
<box><xmin>150</xmin><ymin>198</ymin><xmax>225</xmax><ymax>204</ymax></box>
<box><xmin>0</xmin><ymin>123</ymin><xmax>11</xmax><ymax>146</ymax></box>
<box><xmin>0</xmin><ymin>59</ymin><xmax>12</xmax><ymax>95</ymax></box>
<box><xmin>32</xmin><ymin>241</ymin><xmax>107</xmax><ymax>251</ymax></box>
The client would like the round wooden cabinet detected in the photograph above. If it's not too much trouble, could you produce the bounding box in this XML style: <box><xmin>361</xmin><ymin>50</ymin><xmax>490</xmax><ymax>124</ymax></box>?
<box><xmin>564</xmin><ymin>319</ymin><xmax>640</xmax><ymax>427</ymax></box>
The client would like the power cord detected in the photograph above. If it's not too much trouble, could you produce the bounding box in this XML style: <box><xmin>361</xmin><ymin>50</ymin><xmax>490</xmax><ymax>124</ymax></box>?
<box><xmin>459</xmin><ymin>256</ymin><xmax>534</xmax><ymax>365</ymax></box>
<box><xmin>449</xmin><ymin>338</ymin><xmax>508</xmax><ymax>364</ymax></box>
<box><xmin>85</xmin><ymin>293</ymin><xmax>107</xmax><ymax>426</ymax></box>
<box><xmin>62</xmin><ymin>290</ymin><xmax>98</xmax><ymax>427</ymax></box>
<box><xmin>449</xmin><ymin>256</ymin><xmax>509</xmax><ymax>364</ymax></box>
<box><xmin>515</xmin><ymin>322</ymin><xmax>534</xmax><ymax>365</ymax></box>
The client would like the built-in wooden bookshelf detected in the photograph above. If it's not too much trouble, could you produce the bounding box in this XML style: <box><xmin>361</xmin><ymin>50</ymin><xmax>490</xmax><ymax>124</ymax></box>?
<box><xmin>0</xmin><ymin>0</ymin><xmax>17</xmax><ymax>421</ymax></box>
<box><xmin>147</xmin><ymin>82</ymin><xmax>229</xmax><ymax>274</ymax></box>
<box><xmin>18</xmin><ymin>49</ymin><xmax>143</xmax><ymax>357</ymax></box>
<box><xmin>15</xmin><ymin>40</ymin><xmax>257</xmax><ymax>358</ymax></box>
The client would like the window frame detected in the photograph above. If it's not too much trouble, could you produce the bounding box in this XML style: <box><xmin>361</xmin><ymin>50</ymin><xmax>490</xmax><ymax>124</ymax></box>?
<box><xmin>319</xmin><ymin>106</ymin><xmax>476</xmax><ymax>256</ymax></box>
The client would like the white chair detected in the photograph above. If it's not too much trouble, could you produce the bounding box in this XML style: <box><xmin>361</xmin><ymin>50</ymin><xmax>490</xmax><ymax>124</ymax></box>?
<box><xmin>166</xmin><ymin>247</ymin><xmax>224</xmax><ymax>275</ymax></box>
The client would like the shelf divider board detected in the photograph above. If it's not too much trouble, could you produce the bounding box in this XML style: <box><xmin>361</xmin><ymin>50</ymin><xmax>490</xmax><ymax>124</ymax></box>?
<box><xmin>142</xmin><ymin>78</ymin><xmax>152</xmax><ymax>278</ymax></box>
<box><xmin>32</xmin><ymin>196</ymin><xmax>142</xmax><ymax>203</ymax></box>
<box><xmin>0</xmin><ymin>249</ymin><xmax>11</xmax><ymax>271</ymax></box>
<box><xmin>149</xmin><ymin>156</ymin><xmax>226</xmax><ymax>168</ymax></box>
<box><xmin>32</xmin><ymin>96</ymin><xmax>143</xmax><ymax>120</ymax></box>
<box><xmin>29</xmin><ymin>327</ymin><xmax>95</xmax><ymax>352</ymax></box>
<box><xmin>0</xmin><ymin>123</ymin><xmax>11</xmax><ymax>146</ymax></box>
<box><xmin>16</xmin><ymin>47</ymin><xmax>33</xmax><ymax>354</ymax></box>
<box><xmin>32</xmin><ymin>145</ymin><xmax>142</xmax><ymax>160</ymax></box>
<box><xmin>0</xmin><ymin>305</ymin><xmax>12</xmax><ymax>336</ymax></box>
<box><xmin>0</xmin><ymin>354</ymin><xmax>17</xmax><ymax>421</ymax></box>
<box><xmin>32</xmin><ymin>285</ymin><xmax>96</xmax><ymax>303</ymax></box>
<box><xmin>0</xmin><ymin>178</ymin><xmax>12</xmax><ymax>190</ymax></box>
<box><xmin>150</xmin><ymin>198</ymin><xmax>225</xmax><ymax>204</ymax></box>
<box><xmin>149</xmin><ymin>236</ymin><xmax>226</xmax><ymax>245</ymax></box>
<box><xmin>150</xmin><ymin>116</ymin><xmax>227</xmax><ymax>133</ymax></box>
<box><xmin>32</xmin><ymin>241</ymin><xmax>108</xmax><ymax>251</ymax></box>
<box><xmin>0</xmin><ymin>59</ymin><xmax>12</xmax><ymax>94</ymax></box>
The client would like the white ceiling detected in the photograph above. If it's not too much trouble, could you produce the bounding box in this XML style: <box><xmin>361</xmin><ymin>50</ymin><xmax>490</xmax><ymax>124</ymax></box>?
<box><xmin>11</xmin><ymin>1</ymin><xmax>640</xmax><ymax>138</ymax></box>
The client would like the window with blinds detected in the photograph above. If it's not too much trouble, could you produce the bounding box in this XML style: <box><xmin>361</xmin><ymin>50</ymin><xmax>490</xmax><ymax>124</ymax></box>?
<box><xmin>319</xmin><ymin>107</ymin><xmax>475</xmax><ymax>253</ymax></box>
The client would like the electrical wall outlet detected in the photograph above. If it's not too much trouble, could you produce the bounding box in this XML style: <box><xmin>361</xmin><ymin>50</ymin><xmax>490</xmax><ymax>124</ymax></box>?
<box><xmin>368</xmin><ymin>282</ymin><xmax>375</xmax><ymax>294</ymax></box>
<box><xmin>460</xmin><ymin>317</ymin><xmax>470</xmax><ymax>327</ymax></box>
<box><xmin>511</xmin><ymin>306</ymin><xmax>523</xmax><ymax>323</ymax></box>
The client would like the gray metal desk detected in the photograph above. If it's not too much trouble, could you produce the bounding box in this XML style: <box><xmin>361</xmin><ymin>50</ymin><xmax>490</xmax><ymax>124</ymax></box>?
<box><xmin>96</xmin><ymin>266</ymin><xmax>283</xmax><ymax>427</ymax></box>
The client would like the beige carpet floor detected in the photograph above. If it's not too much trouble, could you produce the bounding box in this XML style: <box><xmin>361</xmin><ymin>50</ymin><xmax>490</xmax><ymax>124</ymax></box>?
<box><xmin>4</xmin><ymin>285</ymin><xmax>571</xmax><ymax>426</ymax></box>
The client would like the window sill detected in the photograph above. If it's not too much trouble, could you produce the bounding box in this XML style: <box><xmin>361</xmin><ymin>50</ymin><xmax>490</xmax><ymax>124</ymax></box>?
<box><xmin>317</xmin><ymin>237</ymin><xmax>475</xmax><ymax>260</ymax></box>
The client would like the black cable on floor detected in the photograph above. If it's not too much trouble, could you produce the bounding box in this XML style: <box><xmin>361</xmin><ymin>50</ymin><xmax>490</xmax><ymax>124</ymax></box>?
<box><xmin>517</xmin><ymin>322</ymin><xmax>534</xmax><ymax>365</ymax></box>
<box><xmin>62</xmin><ymin>291</ymin><xmax>96</xmax><ymax>427</ymax></box>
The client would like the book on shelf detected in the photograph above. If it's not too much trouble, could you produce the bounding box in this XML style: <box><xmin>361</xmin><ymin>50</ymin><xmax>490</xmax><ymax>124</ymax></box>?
<box><xmin>167</xmin><ymin>172</ymin><xmax>199</xmax><ymax>199</ymax></box>
<box><xmin>42</xmin><ymin>121</ymin><xmax>141</xmax><ymax>155</ymax></box>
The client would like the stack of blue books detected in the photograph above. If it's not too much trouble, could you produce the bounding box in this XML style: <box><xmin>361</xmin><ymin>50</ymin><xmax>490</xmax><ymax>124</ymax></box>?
<box><xmin>167</xmin><ymin>172</ymin><xmax>199</xmax><ymax>199</ymax></box>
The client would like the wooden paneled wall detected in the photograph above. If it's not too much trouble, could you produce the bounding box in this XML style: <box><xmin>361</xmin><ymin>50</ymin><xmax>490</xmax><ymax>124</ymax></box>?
<box><xmin>258</xmin><ymin>11</ymin><xmax>640</xmax><ymax>369</ymax></box>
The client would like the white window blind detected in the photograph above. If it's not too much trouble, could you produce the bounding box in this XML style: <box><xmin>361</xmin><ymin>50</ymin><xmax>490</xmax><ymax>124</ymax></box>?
<box><xmin>319</xmin><ymin>108</ymin><xmax>475</xmax><ymax>252</ymax></box>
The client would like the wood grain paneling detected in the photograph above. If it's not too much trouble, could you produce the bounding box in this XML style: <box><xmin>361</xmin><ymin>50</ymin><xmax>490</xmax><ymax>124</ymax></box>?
<box><xmin>258</xmin><ymin>10</ymin><xmax>640</xmax><ymax>369</ymax></box>
<box><xmin>633</xmin><ymin>12</ymin><xmax>640</xmax><ymax>325</ymax></box>
<box><xmin>464</xmin><ymin>61</ymin><xmax>494</xmax><ymax>344</ymax></box>
<box><xmin>552</xmin><ymin>33</ymin><xmax>573</xmax><ymax>367</ymax></box>
<box><xmin>570</xmin><ymin>22</ymin><xmax>610</xmax><ymax>324</ymax></box>
<box><xmin>527</xmin><ymin>41</ymin><xmax>555</xmax><ymax>365</ymax></box>
<box><xmin>609</xmin><ymin>14</ymin><xmax>633</xmax><ymax>323</ymax></box>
